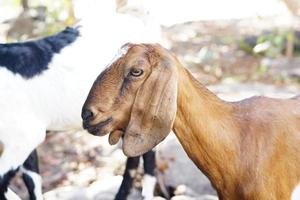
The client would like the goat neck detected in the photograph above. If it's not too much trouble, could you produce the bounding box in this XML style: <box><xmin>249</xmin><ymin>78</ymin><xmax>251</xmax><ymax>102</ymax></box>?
<box><xmin>173</xmin><ymin>65</ymin><xmax>240</xmax><ymax>199</ymax></box>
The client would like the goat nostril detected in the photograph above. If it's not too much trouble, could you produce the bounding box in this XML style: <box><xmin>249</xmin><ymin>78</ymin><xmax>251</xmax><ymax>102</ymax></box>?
<box><xmin>82</xmin><ymin>109</ymin><xmax>94</xmax><ymax>121</ymax></box>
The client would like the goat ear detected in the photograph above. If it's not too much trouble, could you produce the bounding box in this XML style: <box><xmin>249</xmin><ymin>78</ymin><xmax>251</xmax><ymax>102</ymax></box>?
<box><xmin>123</xmin><ymin>52</ymin><xmax>178</xmax><ymax>157</ymax></box>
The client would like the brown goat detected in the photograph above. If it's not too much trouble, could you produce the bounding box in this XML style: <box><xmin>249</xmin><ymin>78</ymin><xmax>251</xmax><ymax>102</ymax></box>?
<box><xmin>82</xmin><ymin>43</ymin><xmax>300</xmax><ymax>200</ymax></box>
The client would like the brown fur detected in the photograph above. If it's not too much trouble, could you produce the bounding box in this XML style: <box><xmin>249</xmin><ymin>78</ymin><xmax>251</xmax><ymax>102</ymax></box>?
<box><xmin>0</xmin><ymin>141</ymin><xmax>3</xmax><ymax>157</ymax></box>
<box><xmin>82</xmin><ymin>43</ymin><xmax>300</xmax><ymax>200</ymax></box>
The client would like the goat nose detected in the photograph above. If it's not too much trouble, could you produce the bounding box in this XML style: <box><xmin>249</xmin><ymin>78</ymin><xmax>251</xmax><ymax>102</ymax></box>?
<box><xmin>82</xmin><ymin>109</ymin><xmax>94</xmax><ymax>121</ymax></box>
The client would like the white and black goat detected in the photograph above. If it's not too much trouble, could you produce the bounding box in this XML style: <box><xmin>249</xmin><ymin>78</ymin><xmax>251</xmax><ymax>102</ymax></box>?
<box><xmin>0</xmin><ymin>26</ymin><xmax>158</xmax><ymax>200</ymax></box>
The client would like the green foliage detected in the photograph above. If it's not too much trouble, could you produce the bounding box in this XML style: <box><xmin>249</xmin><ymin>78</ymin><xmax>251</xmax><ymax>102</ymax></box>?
<box><xmin>239</xmin><ymin>30</ymin><xmax>296</xmax><ymax>58</ymax></box>
<box><xmin>4</xmin><ymin>0</ymin><xmax>75</xmax><ymax>41</ymax></box>
<box><xmin>257</xmin><ymin>64</ymin><xmax>267</xmax><ymax>75</ymax></box>
<box><xmin>255</xmin><ymin>31</ymin><xmax>287</xmax><ymax>57</ymax></box>
<box><xmin>238</xmin><ymin>39</ymin><xmax>254</xmax><ymax>54</ymax></box>
<box><xmin>36</xmin><ymin>0</ymin><xmax>74</xmax><ymax>36</ymax></box>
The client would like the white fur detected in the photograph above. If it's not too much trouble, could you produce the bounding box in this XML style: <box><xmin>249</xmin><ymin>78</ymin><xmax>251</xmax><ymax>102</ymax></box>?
<box><xmin>129</xmin><ymin>169</ymin><xmax>137</xmax><ymax>178</ymax></box>
<box><xmin>0</xmin><ymin>5</ymin><xmax>161</xmax><ymax>197</ymax></box>
<box><xmin>106</xmin><ymin>44</ymin><xmax>131</xmax><ymax>68</ymax></box>
<box><xmin>5</xmin><ymin>189</ymin><xmax>21</xmax><ymax>200</ymax></box>
<box><xmin>142</xmin><ymin>174</ymin><xmax>156</xmax><ymax>200</ymax></box>
<box><xmin>292</xmin><ymin>183</ymin><xmax>300</xmax><ymax>200</ymax></box>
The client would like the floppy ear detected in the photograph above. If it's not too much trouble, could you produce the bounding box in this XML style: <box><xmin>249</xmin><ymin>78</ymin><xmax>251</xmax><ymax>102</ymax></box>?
<box><xmin>123</xmin><ymin>49</ymin><xmax>178</xmax><ymax>157</ymax></box>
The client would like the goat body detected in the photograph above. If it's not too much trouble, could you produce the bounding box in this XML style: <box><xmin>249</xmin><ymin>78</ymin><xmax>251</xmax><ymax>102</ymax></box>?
<box><xmin>173</xmin><ymin>58</ymin><xmax>300</xmax><ymax>200</ymax></box>
<box><xmin>0</xmin><ymin>27</ymin><xmax>87</xmax><ymax>175</ymax></box>
<box><xmin>82</xmin><ymin>43</ymin><xmax>300</xmax><ymax>200</ymax></box>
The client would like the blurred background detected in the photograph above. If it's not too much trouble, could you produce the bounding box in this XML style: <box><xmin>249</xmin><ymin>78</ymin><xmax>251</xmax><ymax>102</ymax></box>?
<box><xmin>1</xmin><ymin>0</ymin><xmax>300</xmax><ymax>199</ymax></box>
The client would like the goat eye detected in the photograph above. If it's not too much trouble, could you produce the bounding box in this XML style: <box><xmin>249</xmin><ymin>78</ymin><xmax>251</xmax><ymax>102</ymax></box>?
<box><xmin>129</xmin><ymin>68</ymin><xmax>143</xmax><ymax>77</ymax></box>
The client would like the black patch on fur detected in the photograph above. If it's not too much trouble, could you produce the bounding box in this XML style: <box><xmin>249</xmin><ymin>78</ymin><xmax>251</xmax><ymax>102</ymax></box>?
<box><xmin>143</xmin><ymin>150</ymin><xmax>156</xmax><ymax>176</ymax></box>
<box><xmin>22</xmin><ymin>149</ymin><xmax>39</xmax><ymax>200</ymax></box>
<box><xmin>114</xmin><ymin>150</ymin><xmax>157</xmax><ymax>200</ymax></box>
<box><xmin>0</xmin><ymin>168</ymin><xmax>19</xmax><ymax>200</ymax></box>
<box><xmin>0</xmin><ymin>27</ymin><xmax>79</xmax><ymax>78</ymax></box>
<box><xmin>23</xmin><ymin>149</ymin><xmax>39</xmax><ymax>174</ymax></box>
<box><xmin>115</xmin><ymin>156</ymin><xmax>140</xmax><ymax>200</ymax></box>
<box><xmin>22</xmin><ymin>173</ymin><xmax>36</xmax><ymax>200</ymax></box>
<box><xmin>120</xmin><ymin>77</ymin><xmax>131</xmax><ymax>96</ymax></box>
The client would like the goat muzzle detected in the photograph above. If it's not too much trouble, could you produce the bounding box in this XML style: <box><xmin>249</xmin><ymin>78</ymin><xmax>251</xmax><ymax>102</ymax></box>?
<box><xmin>83</xmin><ymin>117</ymin><xmax>113</xmax><ymax>136</ymax></box>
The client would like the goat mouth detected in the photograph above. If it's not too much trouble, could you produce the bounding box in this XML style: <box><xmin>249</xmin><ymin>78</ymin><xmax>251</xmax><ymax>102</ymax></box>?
<box><xmin>85</xmin><ymin>117</ymin><xmax>113</xmax><ymax>136</ymax></box>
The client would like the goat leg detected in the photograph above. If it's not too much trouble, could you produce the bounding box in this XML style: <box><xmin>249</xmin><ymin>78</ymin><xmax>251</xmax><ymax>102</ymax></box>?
<box><xmin>114</xmin><ymin>156</ymin><xmax>140</xmax><ymax>200</ymax></box>
<box><xmin>21</xmin><ymin>149</ymin><xmax>42</xmax><ymax>200</ymax></box>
